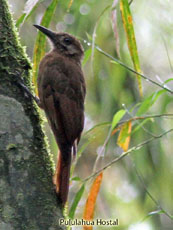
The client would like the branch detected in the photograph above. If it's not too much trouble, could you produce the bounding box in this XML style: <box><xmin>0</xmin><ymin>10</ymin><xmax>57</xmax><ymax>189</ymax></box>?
<box><xmin>95</xmin><ymin>45</ymin><xmax>173</xmax><ymax>94</ymax></box>
<box><xmin>122</xmin><ymin>104</ymin><xmax>159</xmax><ymax>137</ymax></box>
<box><xmin>83</xmin><ymin>113</ymin><xmax>173</xmax><ymax>164</ymax></box>
<box><xmin>111</xmin><ymin>113</ymin><xmax>173</xmax><ymax>136</ymax></box>
<box><xmin>134</xmin><ymin>167</ymin><xmax>173</xmax><ymax>220</ymax></box>
<box><xmin>83</xmin><ymin>128</ymin><xmax>173</xmax><ymax>182</ymax></box>
<box><xmin>82</xmin><ymin>39</ymin><xmax>173</xmax><ymax>94</ymax></box>
<box><xmin>117</xmin><ymin>113</ymin><xmax>173</xmax><ymax>127</ymax></box>
<box><xmin>84</xmin><ymin>113</ymin><xmax>173</xmax><ymax>137</ymax></box>
<box><xmin>129</xmin><ymin>0</ymin><xmax>134</xmax><ymax>5</ymax></box>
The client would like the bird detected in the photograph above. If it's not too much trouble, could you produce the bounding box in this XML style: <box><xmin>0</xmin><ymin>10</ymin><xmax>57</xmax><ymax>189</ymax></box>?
<box><xmin>34</xmin><ymin>25</ymin><xmax>86</xmax><ymax>207</ymax></box>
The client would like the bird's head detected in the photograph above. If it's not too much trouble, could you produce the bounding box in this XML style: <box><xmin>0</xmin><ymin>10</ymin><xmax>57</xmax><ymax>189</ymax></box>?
<box><xmin>34</xmin><ymin>25</ymin><xmax>84</xmax><ymax>62</ymax></box>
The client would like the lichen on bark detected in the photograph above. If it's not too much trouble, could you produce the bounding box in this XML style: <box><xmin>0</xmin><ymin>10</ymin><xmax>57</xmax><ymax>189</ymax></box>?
<box><xmin>0</xmin><ymin>0</ymin><xmax>65</xmax><ymax>229</ymax></box>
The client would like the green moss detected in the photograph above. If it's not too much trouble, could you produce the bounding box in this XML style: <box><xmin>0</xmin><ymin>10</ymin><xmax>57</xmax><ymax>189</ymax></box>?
<box><xmin>2</xmin><ymin>205</ymin><xmax>15</xmax><ymax>221</ymax></box>
<box><xmin>0</xmin><ymin>0</ymin><xmax>65</xmax><ymax>229</ymax></box>
<box><xmin>6</xmin><ymin>143</ymin><xmax>17</xmax><ymax>150</ymax></box>
<box><xmin>0</xmin><ymin>0</ymin><xmax>55</xmax><ymax>179</ymax></box>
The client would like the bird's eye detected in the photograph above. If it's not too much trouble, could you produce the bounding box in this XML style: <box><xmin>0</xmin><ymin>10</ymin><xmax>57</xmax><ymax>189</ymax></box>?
<box><xmin>63</xmin><ymin>37</ymin><xmax>72</xmax><ymax>45</ymax></box>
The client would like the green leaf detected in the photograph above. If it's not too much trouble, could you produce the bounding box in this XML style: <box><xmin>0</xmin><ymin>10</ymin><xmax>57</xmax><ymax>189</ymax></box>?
<box><xmin>32</xmin><ymin>0</ymin><xmax>58</xmax><ymax>93</ymax></box>
<box><xmin>111</xmin><ymin>109</ymin><xmax>126</xmax><ymax>130</ymax></box>
<box><xmin>67</xmin><ymin>0</ymin><xmax>74</xmax><ymax>11</ymax></box>
<box><xmin>70</xmin><ymin>139</ymin><xmax>91</xmax><ymax>177</ymax></box>
<box><xmin>111</xmin><ymin>0</ymin><xmax>121</xmax><ymax>57</ymax></box>
<box><xmin>69</xmin><ymin>184</ymin><xmax>85</xmax><ymax>219</ymax></box>
<box><xmin>16</xmin><ymin>14</ymin><xmax>26</xmax><ymax>28</ymax></box>
<box><xmin>82</xmin><ymin>48</ymin><xmax>92</xmax><ymax>67</ymax></box>
<box><xmin>142</xmin><ymin>209</ymin><xmax>164</xmax><ymax>221</ymax></box>
<box><xmin>136</xmin><ymin>90</ymin><xmax>165</xmax><ymax>116</ymax></box>
<box><xmin>71</xmin><ymin>122</ymin><xmax>110</xmax><ymax>176</ymax></box>
<box><xmin>71</xmin><ymin>137</ymin><xmax>95</xmax><ymax>176</ymax></box>
<box><xmin>91</xmin><ymin>5</ymin><xmax>111</xmax><ymax>66</ymax></box>
<box><xmin>16</xmin><ymin>0</ymin><xmax>41</xmax><ymax>28</ymax></box>
<box><xmin>84</xmin><ymin>122</ymin><xmax>110</xmax><ymax>135</ymax></box>
<box><xmin>120</xmin><ymin>0</ymin><xmax>143</xmax><ymax>96</ymax></box>
<box><xmin>132</xmin><ymin>118</ymin><xmax>151</xmax><ymax>134</ymax></box>
<box><xmin>96</xmin><ymin>44</ymin><xmax>173</xmax><ymax>94</ymax></box>
<box><xmin>117</xmin><ymin>121</ymin><xmax>132</xmax><ymax>151</ymax></box>
<box><xmin>163</xmin><ymin>78</ymin><xmax>173</xmax><ymax>84</ymax></box>
<box><xmin>85</xmin><ymin>32</ymin><xmax>92</xmax><ymax>41</ymax></box>
<box><xmin>148</xmin><ymin>209</ymin><xmax>164</xmax><ymax>216</ymax></box>
<box><xmin>71</xmin><ymin>177</ymin><xmax>81</xmax><ymax>181</ymax></box>
<box><xmin>110</xmin><ymin>60</ymin><xmax>119</xmax><ymax>65</ymax></box>
<box><xmin>117</xmin><ymin>122</ymin><xmax>131</xmax><ymax>144</ymax></box>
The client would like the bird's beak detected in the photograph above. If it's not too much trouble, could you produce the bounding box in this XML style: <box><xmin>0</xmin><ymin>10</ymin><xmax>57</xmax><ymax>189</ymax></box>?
<box><xmin>33</xmin><ymin>24</ymin><xmax>56</xmax><ymax>41</ymax></box>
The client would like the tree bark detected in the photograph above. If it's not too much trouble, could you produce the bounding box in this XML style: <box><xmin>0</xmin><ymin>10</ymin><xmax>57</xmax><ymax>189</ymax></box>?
<box><xmin>0</xmin><ymin>0</ymin><xmax>65</xmax><ymax>229</ymax></box>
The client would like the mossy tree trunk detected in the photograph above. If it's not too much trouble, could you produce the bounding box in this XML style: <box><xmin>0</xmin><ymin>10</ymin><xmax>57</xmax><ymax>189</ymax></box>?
<box><xmin>0</xmin><ymin>0</ymin><xmax>65</xmax><ymax>229</ymax></box>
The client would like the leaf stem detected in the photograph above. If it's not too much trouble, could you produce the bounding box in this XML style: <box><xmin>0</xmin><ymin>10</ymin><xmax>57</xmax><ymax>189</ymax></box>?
<box><xmin>83</xmin><ymin>128</ymin><xmax>173</xmax><ymax>182</ymax></box>
<box><xmin>81</xmin><ymin>38</ymin><xmax>173</xmax><ymax>94</ymax></box>
<box><xmin>134</xmin><ymin>166</ymin><xmax>173</xmax><ymax>220</ymax></box>
<box><xmin>95</xmin><ymin>45</ymin><xmax>173</xmax><ymax>94</ymax></box>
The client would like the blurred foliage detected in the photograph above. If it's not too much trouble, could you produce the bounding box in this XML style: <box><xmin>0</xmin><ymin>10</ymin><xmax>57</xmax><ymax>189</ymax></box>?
<box><xmin>9</xmin><ymin>0</ymin><xmax>173</xmax><ymax>229</ymax></box>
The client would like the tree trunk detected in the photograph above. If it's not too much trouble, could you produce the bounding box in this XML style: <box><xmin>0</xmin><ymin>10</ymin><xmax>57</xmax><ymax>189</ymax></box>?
<box><xmin>0</xmin><ymin>0</ymin><xmax>65</xmax><ymax>229</ymax></box>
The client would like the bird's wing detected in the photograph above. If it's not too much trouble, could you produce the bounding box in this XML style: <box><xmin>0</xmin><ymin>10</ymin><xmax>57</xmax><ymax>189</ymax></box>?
<box><xmin>38</xmin><ymin>61</ymin><xmax>85</xmax><ymax>151</ymax></box>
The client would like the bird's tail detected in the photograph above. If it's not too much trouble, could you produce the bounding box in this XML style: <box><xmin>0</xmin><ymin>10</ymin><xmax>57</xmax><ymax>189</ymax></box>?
<box><xmin>53</xmin><ymin>148</ymin><xmax>71</xmax><ymax>207</ymax></box>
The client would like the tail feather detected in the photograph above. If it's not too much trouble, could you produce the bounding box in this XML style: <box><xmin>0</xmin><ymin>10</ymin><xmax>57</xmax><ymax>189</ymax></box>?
<box><xmin>72</xmin><ymin>140</ymin><xmax>77</xmax><ymax>159</ymax></box>
<box><xmin>53</xmin><ymin>149</ymin><xmax>71</xmax><ymax>206</ymax></box>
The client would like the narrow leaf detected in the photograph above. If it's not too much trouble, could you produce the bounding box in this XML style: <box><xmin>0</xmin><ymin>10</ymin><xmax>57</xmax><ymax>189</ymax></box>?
<box><xmin>91</xmin><ymin>5</ymin><xmax>111</xmax><ymax>75</ymax></box>
<box><xmin>32</xmin><ymin>0</ymin><xmax>58</xmax><ymax>94</ymax></box>
<box><xmin>120</xmin><ymin>0</ymin><xmax>143</xmax><ymax>96</ymax></box>
<box><xmin>83</xmin><ymin>172</ymin><xmax>103</xmax><ymax>230</ymax></box>
<box><xmin>71</xmin><ymin>138</ymin><xmax>96</xmax><ymax>176</ymax></box>
<box><xmin>137</xmin><ymin>90</ymin><xmax>165</xmax><ymax>116</ymax></box>
<box><xmin>82</xmin><ymin>48</ymin><xmax>92</xmax><ymax>67</ymax></box>
<box><xmin>111</xmin><ymin>109</ymin><xmax>126</xmax><ymax>130</ymax></box>
<box><xmin>67</xmin><ymin>0</ymin><xmax>74</xmax><ymax>11</ymax></box>
<box><xmin>163</xmin><ymin>78</ymin><xmax>173</xmax><ymax>84</ymax></box>
<box><xmin>95</xmin><ymin>44</ymin><xmax>173</xmax><ymax>94</ymax></box>
<box><xmin>142</xmin><ymin>209</ymin><xmax>164</xmax><ymax>221</ymax></box>
<box><xmin>16</xmin><ymin>14</ymin><xmax>26</xmax><ymax>28</ymax></box>
<box><xmin>69</xmin><ymin>184</ymin><xmax>85</xmax><ymax>219</ymax></box>
<box><xmin>16</xmin><ymin>0</ymin><xmax>41</xmax><ymax>28</ymax></box>
<box><xmin>71</xmin><ymin>176</ymin><xmax>81</xmax><ymax>181</ymax></box>
<box><xmin>85</xmin><ymin>122</ymin><xmax>110</xmax><ymax>136</ymax></box>
<box><xmin>111</xmin><ymin>126</ymin><xmax>121</xmax><ymax>136</ymax></box>
<box><xmin>132</xmin><ymin>118</ymin><xmax>151</xmax><ymax>134</ymax></box>
<box><xmin>117</xmin><ymin>121</ymin><xmax>132</xmax><ymax>151</ymax></box>
<box><xmin>71</xmin><ymin>122</ymin><xmax>110</xmax><ymax>177</ymax></box>
<box><xmin>86</xmin><ymin>32</ymin><xmax>92</xmax><ymax>41</ymax></box>
<box><xmin>148</xmin><ymin>209</ymin><xmax>164</xmax><ymax>216</ymax></box>
<box><xmin>111</xmin><ymin>0</ymin><xmax>120</xmax><ymax>57</ymax></box>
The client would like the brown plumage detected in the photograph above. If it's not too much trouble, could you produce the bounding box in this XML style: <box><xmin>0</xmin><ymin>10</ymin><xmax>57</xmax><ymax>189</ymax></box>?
<box><xmin>34</xmin><ymin>25</ymin><xmax>86</xmax><ymax>206</ymax></box>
